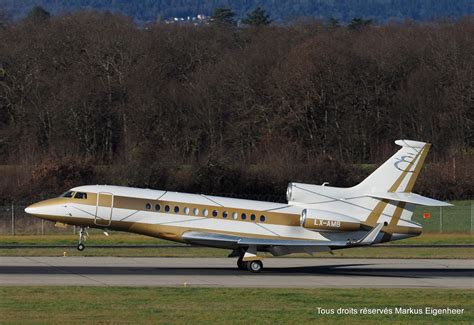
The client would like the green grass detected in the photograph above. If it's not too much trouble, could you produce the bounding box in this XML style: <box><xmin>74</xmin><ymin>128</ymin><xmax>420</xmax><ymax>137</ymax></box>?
<box><xmin>0</xmin><ymin>233</ymin><xmax>472</xmax><ymax>258</ymax></box>
<box><xmin>388</xmin><ymin>232</ymin><xmax>473</xmax><ymax>244</ymax></box>
<box><xmin>0</xmin><ymin>231</ymin><xmax>472</xmax><ymax>246</ymax></box>
<box><xmin>412</xmin><ymin>200</ymin><xmax>473</xmax><ymax>232</ymax></box>
<box><xmin>0</xmin><ymin>287</ymin><xmax>472</xmax><ymax>324</ymax></box>
<box><xmin>0</xmin><ymin>233</ymin><xmax>170</xmax><ymax>245</ymax></box>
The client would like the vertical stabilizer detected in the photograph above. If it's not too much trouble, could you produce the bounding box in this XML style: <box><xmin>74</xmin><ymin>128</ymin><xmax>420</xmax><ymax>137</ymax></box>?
<box><xmin>355</xmin><ymin>140</ymin><xmax>431</xmax><ymax>193</ymax></box>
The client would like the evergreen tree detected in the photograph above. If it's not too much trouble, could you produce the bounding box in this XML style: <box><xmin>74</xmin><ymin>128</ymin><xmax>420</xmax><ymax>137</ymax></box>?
<box><xmin>26</xmin><ymin>6</ymin><xmax>50</xmax><ymax>24</ymax></box>
<box><xmin>210</xmin><ymin>7</ymin><xmax>236</xmax><ymax>26</ymax></box>
<box><xmin>348</xmin><ymin>17</ymin><xmax>373</xmax><ymax>30</ymax></box>
<box><xmin>0</xmin><ymin>8</ymin><xmax>8</xmax><ymax>28</ymax></box>
<box><xmin>242</xmin><ymin>7</ymin><xmax>272</xmax><ymax>26</ymax></box>
<box><xmin>327</xmin><ymin>17</ymin><xmax>340</xmax><ymax>28</ymax></box>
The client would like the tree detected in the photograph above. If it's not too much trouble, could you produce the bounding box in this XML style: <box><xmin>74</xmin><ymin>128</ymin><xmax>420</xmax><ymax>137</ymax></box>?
<box><xmin>327</xmin><ymin>17</ymin><xmax>340</xmax><ymax>28</ymax></box>
<box><xmin>0</xmin><ymin>7</ymin><xmax>9</xmax><ymax>28</ymax></box>
<box><xmin>210</xmin><ymin>7</ymin><xmax>236</xmax><ymax>26</ymax></box>
<box><xmin>0</xmin><ymin>12</ymin><xmax>471</xmax><ymax>202</ymax></box>
<box><xmin>242</xmin><ymin>7</ymin><xmax>272</xmax><ymax>26</ymax></box>
<box><xmin>348</xmin><ymin>17</ymin><xmax>372</xmax><ymax>30</ymax></box>
<box><xmin>26</xmin><ymin>6</ymin><xmax>50</xmax><ymax>24</ymax></box>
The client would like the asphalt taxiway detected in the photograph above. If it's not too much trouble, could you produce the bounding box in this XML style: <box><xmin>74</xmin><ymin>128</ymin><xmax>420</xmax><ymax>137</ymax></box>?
<box><xmin>0</xmin><ymin>257</ymin><xmax>472</xmax><ymax>288</ymax></box>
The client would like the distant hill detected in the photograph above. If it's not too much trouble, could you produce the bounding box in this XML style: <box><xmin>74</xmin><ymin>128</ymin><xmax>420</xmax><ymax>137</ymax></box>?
<box><xmin>1</xmin><ymin>0</ymin><xmax>473</xmax><ymax>24</ymax></box>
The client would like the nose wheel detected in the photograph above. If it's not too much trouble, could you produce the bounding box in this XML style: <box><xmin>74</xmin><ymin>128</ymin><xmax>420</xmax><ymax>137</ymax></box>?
<box><xmin>77</xmin><ymin>226</ymin><xmax>88</xmax><ymax>251</ymax></box>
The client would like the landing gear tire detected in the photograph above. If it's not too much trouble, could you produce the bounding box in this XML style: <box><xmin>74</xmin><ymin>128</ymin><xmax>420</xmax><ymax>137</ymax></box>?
<box><xmin>77</xmin><ymin>226</ymin><xmax>88</xmax><ymax>252</ymax></box>
<box><xmin>247</xmin><ymin>260</ymin><xmax>263</xmax><ymax>273</ymax></box>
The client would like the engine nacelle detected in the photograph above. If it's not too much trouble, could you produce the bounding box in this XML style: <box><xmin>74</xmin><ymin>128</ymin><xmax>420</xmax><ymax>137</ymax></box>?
<box><xmin>287</xmin><ymin>182</ymin><xmax>344</xmax><ymax>204</ymax></box>
<box><xmin>300</xmin><ymin>208</ymin><xmax>362</xmax><ymax>232</ymax></box>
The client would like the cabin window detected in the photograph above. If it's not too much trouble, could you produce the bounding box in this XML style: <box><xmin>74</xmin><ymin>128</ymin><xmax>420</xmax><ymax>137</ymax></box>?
<box><xmin>155</xmin><ymin>204</ymin><xmax>161</xmax><ymax>211</ymax></box>
<box><xmin>212</xmin><ymin>210</ymin><xmax>218</xmax><ymax>217</ymax></box>
<box><xmin>260</xmin><ymin>215</ymin><xmax>266</xmax><ymax>222</ymax></box>
<box><xmin>241</xmin><ymin>213</ymin><xmax>247</xmax><ymax>220</ymax></box>
<box><xmin>174</xmin><ymin>206</ymin><xmax>180</xmax><ymax>213</ymax></box>
<box><xmin>232</xmin><ymin>212</ymin><xmax>238</xmax><ymax>220</ymax></box>
<box><xmin>250</xmin><ymin>214</ymin><xmax>256</xmax><ymax>221</ymax></box>
<box><xmin>184</xmin><ymin>207</ymin><xmax>190</xmax><ymax>215</ymax></box>
<box><xmin>165</xmin><ymin>205</ymin><xmax>170</xmax><ymax>212</ymax></box>
<box><xmin>203</xmin><ymin>209</ymin><xmax>209</xmax><ymax>217</ymax></box>
<box><xmin>74</xmin><ymin>192</ymin><xmax>87</xmax><ymax>199</ymax></box>
<box><xmin>146</xmin><ymin>203</ymin><xmax>151</xmax><ymax>210</ymax></box>
<box><xmin>60</xmin><ymin>191</ymin><xmax>74</xmax><ymax>198</ymax></box>
<box><xmin>222</xmin><ymin>211</ymin><xmax>228</xmax><ymax>218</ymax></box>
<box><xmin>193</xmin><ymin>208</ymin><xmax>199</xmax><ymax>216</ymax></box>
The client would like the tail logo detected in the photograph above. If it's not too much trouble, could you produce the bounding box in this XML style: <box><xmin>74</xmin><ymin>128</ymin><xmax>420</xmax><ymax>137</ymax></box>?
<box><xmin>394</xmin><ymin>152</ymin><xmax>417</xmax><ymax>172</ymax></box>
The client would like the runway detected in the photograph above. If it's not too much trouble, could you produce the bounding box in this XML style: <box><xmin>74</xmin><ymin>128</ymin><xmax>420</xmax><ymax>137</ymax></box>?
<box><xmin>0</xmin><ymin>257</ymin><xmax>472</xmax><ymax>288</ymax></box>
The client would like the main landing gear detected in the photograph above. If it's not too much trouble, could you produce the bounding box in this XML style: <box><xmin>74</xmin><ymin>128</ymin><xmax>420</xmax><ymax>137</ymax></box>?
<box><xmin>77</xmin><ymin>226</ymin><xmax>88</xmax><ymax>251</ymax></box>
<box><xmin>236</xmin><ymin>246</ymin><xmax>264</xmax><ymax>273</ymax></box>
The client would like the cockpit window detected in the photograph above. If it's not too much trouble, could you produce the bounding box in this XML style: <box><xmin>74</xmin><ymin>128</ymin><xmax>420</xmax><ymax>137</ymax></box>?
<box><xmin>74</xmin><ymin>192</ymin><xmax>87</xmax><ymax>199</ymax></box>
<box><xmin>60</xmin><ymin>191</ymin><xmax>74</xmax><ymax>198</ymax></box>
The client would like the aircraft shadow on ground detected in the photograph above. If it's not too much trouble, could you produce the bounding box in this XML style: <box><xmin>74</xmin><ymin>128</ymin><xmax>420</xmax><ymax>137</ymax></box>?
<box><xmin>1</xmin><ymin>264</ymin><xmax>473</xmax><ymax>278</ymax></box>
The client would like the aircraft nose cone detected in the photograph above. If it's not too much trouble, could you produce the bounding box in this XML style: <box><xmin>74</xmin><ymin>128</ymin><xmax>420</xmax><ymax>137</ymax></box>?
<box><xmin>25</xmin><ymin>203</ymin><xmax>40</xmax><ymax>215</ymax></box>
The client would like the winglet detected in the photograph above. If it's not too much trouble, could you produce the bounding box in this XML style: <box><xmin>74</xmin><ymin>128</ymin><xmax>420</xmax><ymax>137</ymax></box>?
<box><xmin>353</xmin><ymin>222</ymin><xmax>385</xmax><ymax>246</ymax></box>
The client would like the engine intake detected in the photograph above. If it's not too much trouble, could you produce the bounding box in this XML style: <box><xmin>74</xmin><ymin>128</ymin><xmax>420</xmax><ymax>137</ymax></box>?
<box><xmin>287</xmin><ymin>182</ymin><xmax>342</xmax><ymax>203</ymax></box>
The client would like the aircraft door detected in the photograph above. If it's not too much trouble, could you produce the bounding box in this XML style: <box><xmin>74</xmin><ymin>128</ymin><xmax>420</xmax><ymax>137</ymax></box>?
<box><xmin>94</xmin><ymin>192</ymin><xmax>114</xmax><ymax>226</ymax></box>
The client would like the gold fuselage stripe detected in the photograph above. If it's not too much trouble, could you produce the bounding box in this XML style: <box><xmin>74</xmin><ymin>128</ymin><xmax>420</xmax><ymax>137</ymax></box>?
<box><xmin>65</xmin><ymin>193</ymin><xmax>303</xmax><ymax>227</ymax></box>
<box><xmin>364</xmin><ymin>199</ymin><xmax>390</xmax><ymax>226</ymax></box>
<box><xmin>404</xmin><ymin>144</ymin><xmax>431</xmax><ymax>192</ymax></box>
<box><xmin>381</xmin><ymin>202</ymin><xmax>407</xmax><ymax>242</ymax></box>
<box><xmin>388</xmin><ymin>145</ymin><xmax>425</xmax><ymax>193</ymax></box>
<box><xmin>33</xmin><ymin>190</ymin><xmax>421</xmax><ymax>238</ymax></box>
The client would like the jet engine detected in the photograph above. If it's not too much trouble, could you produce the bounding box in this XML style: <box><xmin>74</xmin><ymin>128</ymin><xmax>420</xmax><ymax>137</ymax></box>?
<box><xmin>300</xmin><ymin>208</ymin><xmax>362</xmax><ymax>232</ymax></box>
<box><xmin>287</xmin><ymin>182</ymin><xmax>344</xmax><ymax>204</ymax></box>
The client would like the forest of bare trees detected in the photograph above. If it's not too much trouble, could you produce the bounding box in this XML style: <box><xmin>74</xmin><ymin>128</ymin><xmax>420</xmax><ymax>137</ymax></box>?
<box><xmin>0</xmin><ymin>11</ymin><xmax>472</xmax><ymax>203</ymax></box>
<box><xmin>3</xmin><ymin>0</ymin><xmax>473</xmax><ymax>24</ymax></box>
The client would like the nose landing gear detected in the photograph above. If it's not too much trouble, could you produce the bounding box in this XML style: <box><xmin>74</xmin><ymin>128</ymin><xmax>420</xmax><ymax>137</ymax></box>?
<box><xmin>77</xmin><ymin>226</ymin><xmax>88</xmax><ymax>251</ymax></box>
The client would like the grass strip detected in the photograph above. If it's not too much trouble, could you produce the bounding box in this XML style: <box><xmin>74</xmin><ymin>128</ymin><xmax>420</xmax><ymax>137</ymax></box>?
<box><xmin>0</xmin><ymin>287</ymin><xmax>472</xmax><ymax>324</ymax></box>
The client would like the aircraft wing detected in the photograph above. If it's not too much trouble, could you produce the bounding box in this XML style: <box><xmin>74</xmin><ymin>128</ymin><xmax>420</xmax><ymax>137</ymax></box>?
<box><xmin>182</xmin><ymin>224</ymin><xmax>384</xmax><ymax>250</ymax></box>
<box><xmin>182</xmin><ymin>231</ymin><xmax>347</xmax><ymax>248</ymax></box>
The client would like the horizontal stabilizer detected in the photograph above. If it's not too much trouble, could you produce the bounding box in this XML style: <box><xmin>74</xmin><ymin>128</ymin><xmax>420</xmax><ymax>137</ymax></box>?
<box><xmin>366</xmin><ymin>192</ymin><xmax>452</xmax><ymax>206</ymax></box>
